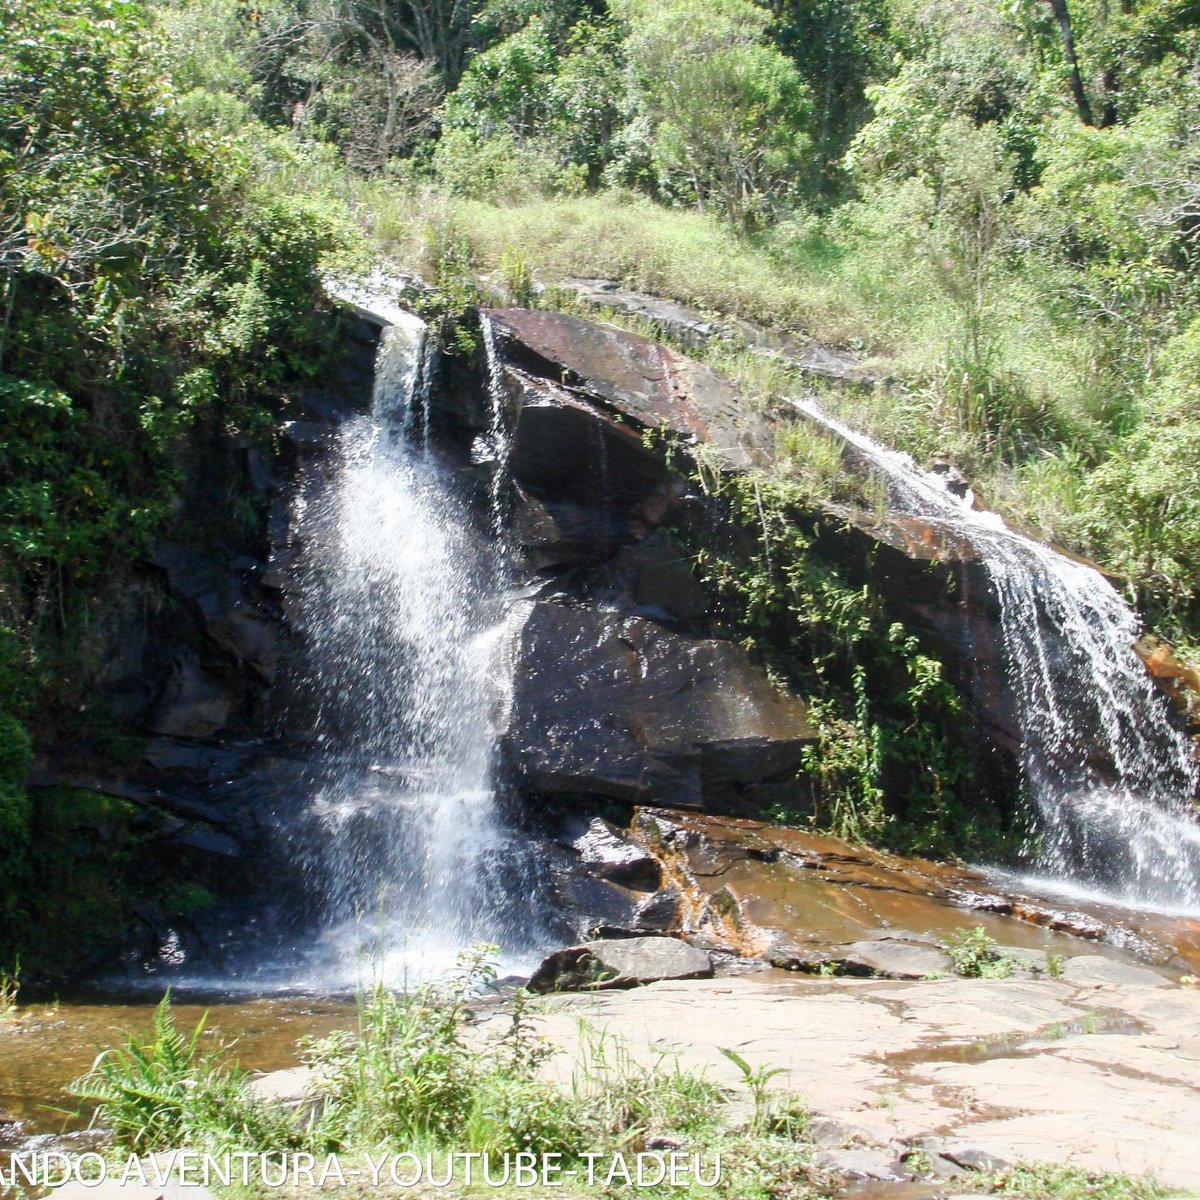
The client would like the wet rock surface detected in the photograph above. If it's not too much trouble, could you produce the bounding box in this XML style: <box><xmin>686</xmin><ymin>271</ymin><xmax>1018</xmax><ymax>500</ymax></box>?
<box><xmin>504</xmin><ymin>603</ymin><xmax>814</xmax><ymax>811</ymax></box>
<box><xmin>487</xmin><ymin>307</ymin><xmax>771</xmax><ymax>472</ymax></box>
<box><xmin>545</xmin><ymin>805</ymin><xmax>1200</xmax><ymax>977</ymax></box>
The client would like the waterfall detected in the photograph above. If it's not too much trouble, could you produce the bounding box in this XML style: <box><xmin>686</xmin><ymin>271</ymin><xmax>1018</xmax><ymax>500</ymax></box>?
<box><xmin>284</xmin><ymin>311</ymin><xmax>540</xmax><ymax>986</ymax></box>
<box><xmin>790</xmin><ymin>397</ymin><xmax>1200</xmax><ymax>912</ymax></box>
<box><xmin>477</xmin><ymin>314</ymin><xmax>513</xmax><ymax>542</ymax></box>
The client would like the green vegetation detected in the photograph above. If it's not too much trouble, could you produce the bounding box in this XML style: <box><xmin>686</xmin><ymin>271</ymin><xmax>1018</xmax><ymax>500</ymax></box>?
<box><xmin>675</xmin><ymin>468</ymin><xmax>1008</xmax><ymax>856</ymax></box>
<box><xmin>0</xmin><ymin>0</ymin><xmax>358</xmax><ymax>958</ymax></box>
<box><xmin>0</xmin><ymin>958</ymin><xmax>19</xmax><ymax>1017</ymax></box>
<box><xmin>71</xmin><ymin>954</ymin><xmax>827</xmax><ymax>1198</ymax></box>
<box><xmin>941</xmin><ymin>925</ymin><xmax>1018</xmax><ymax>979</ymax></box>
<box><xmin>70</xmin><ymin>993</ymin><xmax>302</xmax><ymax>1154</ymax></box>
<box><xmin>5</xmin><ymin>0</ymin><xmax>1200</xmax><ymax>938</ymax></box>
<box><xmin>979</xmin><ymin>1162</ymin><xmax>1173</xmax><ymax>1199</ymax></box>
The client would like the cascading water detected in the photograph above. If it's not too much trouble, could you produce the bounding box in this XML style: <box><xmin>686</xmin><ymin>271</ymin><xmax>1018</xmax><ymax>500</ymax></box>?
<box><xmin>284</xmin><ymin>310</ymin><xmax>540</xmax><ymax>985</ymax></box>
<box><xmin>790</xmin><ymin>396</ymin><xmax>1200</xmax><ymax>912</ymax></box>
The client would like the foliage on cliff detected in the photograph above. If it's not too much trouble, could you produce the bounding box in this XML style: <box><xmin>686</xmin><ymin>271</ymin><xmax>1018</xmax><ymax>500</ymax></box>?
<box><xmin>0</xmin><ymin>0</ymin><xmax>352</xmax><ymax>945</ymax></box>
<box><xmin>166</xmin><ymin>0</ymin><xmax>1200</xmax><ymax>648</ymax></box>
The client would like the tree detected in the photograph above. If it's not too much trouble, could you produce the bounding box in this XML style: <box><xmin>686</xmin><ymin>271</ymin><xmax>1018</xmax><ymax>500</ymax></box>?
<box><xmin>613</xmin><ymin>0</ymin><xmax>812</xmax><ymax>225</ymax></box>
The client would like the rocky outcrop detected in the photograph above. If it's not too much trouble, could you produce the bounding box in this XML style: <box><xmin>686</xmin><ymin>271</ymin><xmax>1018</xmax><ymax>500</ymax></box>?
<box><xmin>560</xmin><ymin>278</ymin><xmax>868</xmax><ymax>384</ymax></box>
<box><xmin>487</xmin><ymin>307</ymin><xmax>771</xmax><ymax>471</ymax></box>
<box><xmin>559</xmin><ymin>806</ymin><xmax>1200</xmax><ymax>973</ymax></box>
<box><xmin>504</xmin><ymin>602</ymin><xmax>814</xmax><ymax>811</ymax></box>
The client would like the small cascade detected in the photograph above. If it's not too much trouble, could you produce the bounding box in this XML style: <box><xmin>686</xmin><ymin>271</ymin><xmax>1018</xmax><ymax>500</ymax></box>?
<box><xmin>477</xmin><ymin>314</ymin><xmax>514</xmax><ymax>541</ymax></box>
<box><xmin>284</xmin><ymin>311</ymin><xmax>541</xmax><ymax>985</ymax></box>
<box><xmin>790</xmin><ymin>396</ymin><xmax>1200</xmax><ymax>911</ymax></box>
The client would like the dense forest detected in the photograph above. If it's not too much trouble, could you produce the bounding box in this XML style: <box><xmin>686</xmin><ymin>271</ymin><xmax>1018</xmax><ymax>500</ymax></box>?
<box><xmin>3</xmin><ymin>0</ymin><xmax>1199</xmax><ymax>939</ymax></box>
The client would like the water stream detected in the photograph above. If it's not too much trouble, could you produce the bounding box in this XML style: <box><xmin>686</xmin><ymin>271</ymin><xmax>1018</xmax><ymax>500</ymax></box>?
<box><xmin>279</xmin><ymin>311</ymin><xmax>540</xmax><ymax>987</ymax></box>
<box><xmin>790</xmin><ymin>396</ymin><xmax>1200</xmax><ymax>911</ymax></box>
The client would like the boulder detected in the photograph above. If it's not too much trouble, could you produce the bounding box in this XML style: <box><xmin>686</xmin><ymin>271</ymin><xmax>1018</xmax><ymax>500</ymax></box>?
<box><xmin>573</xmin><ymin>818</ymin><xmax>663</xmax><ymax>891</ymax></box>
<box><xmin>144</xmin><ymin>651</ymin><xmax>234</xmax><ymax>740</ymax></box>
<box><xmin>814</xmin><ymin>1148</ymin><xmax>911</xmax><ymax>1182</ymax></box>
<box><xmin>504</xmin><ymin>601</ymin><xmax>815</xmax><ymax>810</ymax></box>
<box><xmin>486</xmin><ymin>308</ymin><xmax>770</xmax><ymax>473</ymax></box>
<box><xmin>527</xmin><ymin>936</ymin><xmax>713</xmax><ymax>993</ymax></box>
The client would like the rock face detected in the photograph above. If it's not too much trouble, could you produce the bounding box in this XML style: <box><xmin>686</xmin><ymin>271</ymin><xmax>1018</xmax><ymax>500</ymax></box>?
<box><xmin>561</xmin><ymin>806</ymin><xmax>1200</xmax><ymax>975</ymax></box>
<box><xmin>475</xmin><ymin>307</ymin><xmax>819</xmax><ymax>815</ymax></box>
<box><xmin>560</xmin><ymin>278</ymin><xmax>867</xmax><ymax>384</ymax></box>
<box><xmin>487</xmin><ymin>307</ymin><xmax>769</xmax><ymax>472</ymax></box>
<box><xmin>527</xmin><ymin>936</ymin><xmax>713</xmax><ymax>993</ymax></box>
<box><xmin>505</xmin><ymin>602</ymin><xmax>814</xmax><ymax>811</ymax></box>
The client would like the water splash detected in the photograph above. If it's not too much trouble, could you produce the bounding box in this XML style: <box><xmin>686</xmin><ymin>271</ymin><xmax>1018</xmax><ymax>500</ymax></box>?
<box><xmin>789</xmin><ymin>396</ymin><xmax>1200</xmax><ymax>911</ymax></box>
<box><xmin>478</xmin><ymin>314</ymin><xmax>513</xmax><ymax>542</ymax></box>
<box><xmin>285</xmin><ymin>312</ymin><xmax>542</xmax><ymax>986</ymax></box>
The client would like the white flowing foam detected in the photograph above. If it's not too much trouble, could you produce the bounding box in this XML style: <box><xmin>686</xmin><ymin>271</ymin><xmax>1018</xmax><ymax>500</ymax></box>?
<box><xmin>280</xmin><ymin>310</ymin><xmax>541</xmax><ymax>986</ymax></box>
<box><xmin>789</xmin><ymin>396</ymin><xmax>1200</xmax><ymax>913</ymax></box>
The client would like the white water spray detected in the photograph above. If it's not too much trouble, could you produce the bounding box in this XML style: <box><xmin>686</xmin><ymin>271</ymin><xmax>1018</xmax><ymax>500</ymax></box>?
<box><xmin>287</xmin><ymin>311</ymin><xmax>539</xmax><ymax>985</ymax></box>
<box><xmin>790</xmin><ymin>396</ymin><xmax>1200</xmax><ymax>911</ymax></box>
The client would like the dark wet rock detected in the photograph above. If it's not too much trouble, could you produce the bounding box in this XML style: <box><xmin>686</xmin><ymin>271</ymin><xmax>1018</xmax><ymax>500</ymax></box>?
<box><xmin>633</xmin><ymin>888</ymin><xmax>683</xmax><ymax>932</ymax></box>
<box><xmin>167</xmin><ymin>827</ymin><xmax>243</xmax><ymax>859</ymax></box>
<box><xmin>280</xmin><ymin>419</ymin><xmax>332</xmax><ymax>453</ymax></box>
<box><xmin>546</xmin><ymin>850</ymin><xmax>642</xmax><ymax>935</ymax></box>
<box><xmin>505</xmin><ymin>602</ymin><xmax>814</xmax><ymax>810</ymax></box>
<box><xmin>141</xmin><ymin>739</ymin><xmax>253</xmax><ymax>781</ymax></box>
<box><xmin>487</xmin><ymin>308</ymin><xmax>770</xmax><ymax>473</ymax></box>
<box><xmin>150</xmin><ymin>542</ymin><xmax>279</xmax><ymax>687</ymax></box>
<box><xmin>595</xmin><ymin>532</ymin><xmax>712</xmax><ymax>625</ymax></box>
<box><xmin>528</xmin><ymin>936</ymin><xmax>713</xmax><ymax>993</ymax></box>
<box><xmin>143</xmin><ymin>651</ymin><xmax>234</xmax><ymax>740</ymax></box>
<box><xmin>505</xmin><ymin>374</ymin><xmax>685</xmax><ymax>562</ymax></box>
<box><xmin>835</xmin><ymin>939</ymin><xmax>954</xmax><ymax>979</ymax></box>
<box><xmin>573</xmin><ymin>818</ymin><xmax>663</xmax><ymax>891</ymax></box>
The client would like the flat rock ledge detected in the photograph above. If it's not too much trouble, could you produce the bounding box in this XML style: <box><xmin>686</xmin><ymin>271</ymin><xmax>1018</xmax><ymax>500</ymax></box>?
<box><xmin>527</xmin><ymin>936</ymin><xmax>714</xmax><ymax>993</ymax></box>
<box><xmin>512</xmin><ymin>972</ymin><xmax>1200</xmax><ymax>1193</ymax></box>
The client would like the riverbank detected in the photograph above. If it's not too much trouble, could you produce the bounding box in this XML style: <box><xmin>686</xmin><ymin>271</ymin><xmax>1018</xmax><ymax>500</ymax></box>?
<box><xmin>5</xmin><ymin>962</ymin><xmax>1198</xmax><ymax>1199</ymax></box>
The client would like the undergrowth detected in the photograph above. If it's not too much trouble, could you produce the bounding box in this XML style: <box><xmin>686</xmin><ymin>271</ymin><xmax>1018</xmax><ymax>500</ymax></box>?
<box><xmin>69</xmin><ymin>948</ymin><xmax>826</xmax><ymax>1199</ymax></box>
<box><xmin>941</xmin><ymin>926</ymin><xmax>1017</xmax><ymax>979</ymax></box>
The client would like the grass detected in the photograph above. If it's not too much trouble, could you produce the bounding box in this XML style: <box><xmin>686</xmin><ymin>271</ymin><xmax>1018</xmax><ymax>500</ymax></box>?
<box><xmin>941</xmin><ymin>926</ymin><xmax>1018</xmax><ymax>979</ymax></box>
<box><xmin>978</xmin><ymin>1162</ymin><xmax>1176</xmax><ymax>1199</ymax></box>
<box><xmin>67</xmin><ymin>949</ymin><xmax>826</xmax><ymax>1199</ymax></box>
<box><xmin>69</xmin><ymin>992</ymin><xmax>303</xmax><ymax>1155</ymax></box>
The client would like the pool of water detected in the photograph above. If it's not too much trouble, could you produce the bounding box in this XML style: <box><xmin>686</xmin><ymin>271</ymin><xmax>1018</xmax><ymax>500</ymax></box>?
<box><xmin>0</xmin><ymin>993</ymin><xmax>354</xmax><ymax>1145</ymax></box>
